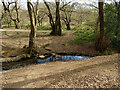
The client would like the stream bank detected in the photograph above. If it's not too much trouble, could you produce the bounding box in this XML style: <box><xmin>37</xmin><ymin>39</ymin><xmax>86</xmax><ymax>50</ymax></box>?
<box><xmin>2</xmin><ymin>53</ymin><xmax>91</xmax><ymax>70</ymax></box>
<box><xmin>2</xmin><ymin>54</ymin><xmax>119</xmax><ymax>88</ymax></box>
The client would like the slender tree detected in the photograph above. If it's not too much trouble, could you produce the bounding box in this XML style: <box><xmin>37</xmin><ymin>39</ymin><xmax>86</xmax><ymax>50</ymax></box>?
<box><xmin>43</xmin><ymin>0</ymin><xmax>56</xmax><ymax>35</ymax></box>
<box><xmin>43</xmin><ymin>0</ymin><xmax>61</xmax><ymax>36</ymax></box>
<box><xmin>61</xmin><ymin>2</ymin><xmax>76</xmax><ymax>30</ymax></box>
<box><xmin>27</xmin><ymin>0</ymin><xmax>39</xmax><ymax>54</ymax></box>
<box><xmin>3</xmin><ymin>11</ymin><xmax>12</xmax><ymax>28</ymax></box>
<box><xmin>55</xmin><ymin>0</ymin><xmax>61</xmax><ymax>35</ymax></box>
<box><xmin>95</xmin><ymin>0</ymin><xmax>109</xmax><ymax>51</ymax></box>
<box><xmin>38</xmin><ymin>13</ymin><xmax>45</xmax><ymax>26</ymax></box>
<box><xmin>0</xmin><ymin>5</ymin><xmax>3</xmax><ymax>29</ymax></box>
<box><xmin>2</xmin><ymin>0</ymin><xmax>20</xmax><ymax>29</ymax></box>
<box><xmin>99</xmin><ymin>0</ymin><xmax>105</xmax><ymax>40</ymax></box>
<box><xmin>0</xmin><ymin>13</ymin><xmax>3</xmax><ymax>29</ymax></box>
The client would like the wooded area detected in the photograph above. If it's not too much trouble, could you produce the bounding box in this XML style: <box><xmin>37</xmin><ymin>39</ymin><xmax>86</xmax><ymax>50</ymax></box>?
<box><xmin>1</xmin><ymin>0</ymin><xmax>120</xmax><ymax>53</ymax></box>
<box><xmin>1</xmin><ymin>0</ymin><xmax>120</xmax><ymax>88</ymax></box>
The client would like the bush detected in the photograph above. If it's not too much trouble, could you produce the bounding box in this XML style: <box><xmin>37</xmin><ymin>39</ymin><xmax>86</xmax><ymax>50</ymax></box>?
<box><xmin>110</xmin><ymin>34</ymin><xmax>120</xmax><ymax>50</ymax></box>
<box><xmin>104</xmin><ymin>3</ymin><xmax>120</xmax><ymax>51</ymax></box>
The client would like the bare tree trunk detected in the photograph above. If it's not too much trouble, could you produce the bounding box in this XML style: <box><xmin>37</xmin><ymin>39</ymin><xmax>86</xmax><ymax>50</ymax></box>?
<box><xmin>14</xmin><ymin>1</ymin><xmax>20</xmax><ymax>29</ymax></box>
<box><xmin>7</xmin><ymin>22</ymin><xmax>10</xmax><ymax>28</ymax></box>
<box><xmin>14</xmin><ymin>20</ymin><xmax>20</xmax><ymax>29</ymax></box>
<box><xmin>43</xmin><ymin>0</ymin><xmax>61</xmax><ymax>36</ymax></box>
<box><xmin>95</xmin><ymin>0</ymin><xmax>109</xmax><ymax>52</ymax></box>
<box><xmin>99</xmin><ymin>1</ymin><xmax>105</xmax><ymax>41</ymax></box>
<box><xmin>0</xmin><ymin>14</ymin><xmax>3</xmax><ymax>29</ymax></box>
<box><xmin>38</xmin><ymin>15</ymin><xmax>44</xmax><ymax>26</ymax></box>
<box><xmin>27</xmin><ymin>1</ymin><xmax>36</xmax><ymax>54</ymax></box>
<box><xmin>43</xmin><ymin>0</ymin><xmax>56</xmax><ymax>35</ymax></box>
<box><xmin>66</xmin><ymin>22</ymin><xmax>71</xmax><ymax>30</ymax></box>
<box><xmin>55</xmin><ymin>0</ymin><xmax>62</xmax><ymax>36</ymax></box>
<box><xmin>49</xmin><ymin>20</ymin><xmax>56</xmax><ymax>35</ymax></box>
<box><xmin>2</xmin><ymin>0</ymin><xmax>21</xmax><ymax>29</ymax></box>
<box><xmin>0</xmin><ymin>18</ymin><xmax>2</xmax><ymax>29</ymax></box>
<box><xmin>61</xmin><ymin>1</ymin><xmax>74</xmax><ymax>30</ymax></box>
<box><xmin>63</xmin><ymin>19</ymin><xmax>71</xmax><ymax>30</ymax></box>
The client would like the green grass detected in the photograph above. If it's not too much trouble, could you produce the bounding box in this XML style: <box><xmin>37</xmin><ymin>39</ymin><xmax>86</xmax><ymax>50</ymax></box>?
<box><xmin>37</xmin><ymin>26</ymin><xmax>52</xmax><ymax>30</ymax></box>
<box><xmin>70</xmin><ymin>29</ymin><xmax>96</xmax><ymax>44</ymax></box>
<box><xmin>2</xmin><ymin>21</ymin><xmax>15</xmax><ymax>28</ymax></box>
<box><xmin>48</xmin><ymin>33</ymin><xmax>65</xmax><ymax>36</ymax></box>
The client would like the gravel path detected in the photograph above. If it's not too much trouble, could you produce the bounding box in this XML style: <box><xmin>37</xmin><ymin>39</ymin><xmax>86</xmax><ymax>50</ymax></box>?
<box><xmin>2</xmin><ymin>54</ymin><xmax>119</xmax><ymax>88</ymax></box>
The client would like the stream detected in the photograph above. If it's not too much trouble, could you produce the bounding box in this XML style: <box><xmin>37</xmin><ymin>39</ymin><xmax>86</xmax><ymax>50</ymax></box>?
<box><xmin>2</xmin><ymin>55</ymin><xmax>91</xmax><ymax>70</ymax></box>
<box><xmin>38</xmin><ymin>55</ymin><xmax>90</xmax><ymax>63</ymax></box>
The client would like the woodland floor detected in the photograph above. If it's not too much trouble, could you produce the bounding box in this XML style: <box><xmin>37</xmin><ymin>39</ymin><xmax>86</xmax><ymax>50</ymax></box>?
<box><xmin>1</xmin><ymin>29</ymin><xmax>120</xmax><ymax>88</ymax></box>
<box><xmin>1</xmin><ymin>29</ymin><xmax>101</xmax><ymax>58</ymax></box>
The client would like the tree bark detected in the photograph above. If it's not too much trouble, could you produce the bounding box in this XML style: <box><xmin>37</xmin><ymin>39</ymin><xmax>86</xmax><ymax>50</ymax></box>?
<box><xmin>63</xmin><ymin>18</ymin><xmax>71</xmax><ymax>30</ymax></box>
<box><xmin>27</xmin><ymin>1</ymin><xmax>37</xmax><ymax>54</ymax></box>
<box><xmin>43</xmin><ymin>0</ymin><xmax>56</xmax><ymax>35</ymax></box>
<box><xmin>99</xmin><ymin>0</ymin><xmax>105</xmax><ymax>40</ymax></box>
<box><xmin>66</xmin><ymin>22</ymin><xmax>71</xmax><ymax>30</ymax></box>
<box><xmin>7</xmin><ymin>22</ymin><xmax>10</xmax><ymax>28</ymax></box>
<box><xmin>0</xmin><ymin>13</ymin><xmax>3</xmax><ymax>29</ymax></box>
<box><xmin>43</xmin><ymin>0</ymin><xmax>62</xmax><ymax>36</ymax></box>
<box><xmin>0</xmin><ymin>18</ymin><xmax>2</xmax><ymax>29</ymax></box>
<box><xmin>14</xmin><ymin>20</ymin><xmax>20</xmax><ymax>29</ymax></box>
<box><xmin>2</xmin><ymin>54</ymin><xmax>29</xmax><ymax>63</ymax></box>
<box><xmin>61</xmin><ymin>2</ymin><xmax>74</xmax><ymax>30</ymax></box>
<box><xmin>55</xmin><ymin>0</ymin><xmax>62</xmax><ymax>36</ymax></box>
<box><xmin>95</xmin><ymin>0</ymin><xmax>108</xmax><ymax>52</ymax></box>
<box><xmin>38</xmin><ymin>15</ymin><xmax>44</xmax><ymax>26</ymax></box>
<box><xmin>14</xmin><ymin>1</ymin><xmax>20</xmax><ymax>29</ymax></box>
<box><xmin>2</xmin><ymin>0</ymin><xmax>21</xmax><ymax>29</ymax></box>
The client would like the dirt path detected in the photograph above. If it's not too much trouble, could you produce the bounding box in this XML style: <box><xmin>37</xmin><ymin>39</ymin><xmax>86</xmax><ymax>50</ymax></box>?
<box><xmin>2</xmin><ymin>54</ymin><xmax>119</xmax><ymax>88</ymax></box>
<box><xmin>0</xmin><ymin>29</ymin><xmax>51</xmax><ymax>32</ymax></box>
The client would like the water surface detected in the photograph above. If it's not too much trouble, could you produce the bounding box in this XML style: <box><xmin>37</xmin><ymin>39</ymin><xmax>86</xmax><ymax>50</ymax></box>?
<box><xmin>3</xmin><ymin>55</ymin><xmax>91</xmax><ymax>70</ymax></box>
<box><xmin>38</xmin><ymin>56</ymin><xmax>90</xmax><ymax>63</ymax></box>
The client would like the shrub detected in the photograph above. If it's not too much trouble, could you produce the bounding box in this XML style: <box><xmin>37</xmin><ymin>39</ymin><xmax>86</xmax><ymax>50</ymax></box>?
<box><xmin>110</xmin><ymin>33</ymin><xmax>120</xmax><ymax>50</ymax></box>
<box><xmin>104</xmin><ymin>3</ymin><xmax>120</xmax><ymax>51</ymax></box>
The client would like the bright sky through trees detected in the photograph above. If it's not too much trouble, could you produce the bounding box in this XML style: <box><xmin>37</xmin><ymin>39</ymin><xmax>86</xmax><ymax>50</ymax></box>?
<box><xmin>0</xmin><ymin>0</ymin><xmax>120</xmax><ymax>10</ymax></box>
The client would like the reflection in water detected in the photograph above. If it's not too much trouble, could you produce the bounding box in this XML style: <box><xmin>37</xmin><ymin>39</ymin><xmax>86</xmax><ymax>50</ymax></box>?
<box><xmin>38</xmin><ymin>56</ymin><xmax>90</xmax><ymax>64</ymax></box>
<box><xmin>3</xmin><ymin>56</ymin><xmax>91</xmax><ymax>70</ymax></box>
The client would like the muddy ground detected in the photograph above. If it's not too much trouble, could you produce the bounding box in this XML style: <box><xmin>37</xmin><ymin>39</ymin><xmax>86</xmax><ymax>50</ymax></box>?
<box><xmin>2</xmin><ymin>54</ymin><xmax>119</xmax><ymax>88</ymax></box>
<box><xmin>1</xmin><ymin>29</ymin><xmax>102</xmax><ymax>58</ymax></box>
<box><xmin>1</xmin><ymin>29</ymin><xmax>120</xmax><ymax>88</ymax></box>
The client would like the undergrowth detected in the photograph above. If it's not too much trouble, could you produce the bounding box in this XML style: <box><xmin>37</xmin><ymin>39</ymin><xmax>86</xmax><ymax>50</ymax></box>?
<box><xmin>70</xmin><ymin>29</ymin><xmax>96</xmax><ymax>44</ymax></box>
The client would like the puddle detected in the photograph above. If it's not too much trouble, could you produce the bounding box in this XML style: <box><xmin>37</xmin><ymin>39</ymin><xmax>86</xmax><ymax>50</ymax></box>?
<box><xmin>38</xmin><ymin>56</ymin><xmax>90</xmax><ymax>63</ymax></box>
<box><xmin>2</xmin><ymin>55</ymin><xmax>91</xmax><ymax>70</ymax></box>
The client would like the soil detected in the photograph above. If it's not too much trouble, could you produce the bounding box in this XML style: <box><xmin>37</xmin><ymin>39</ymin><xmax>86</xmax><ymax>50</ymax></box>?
<box><xmin>1</xmin><ymin>29</ymin><xmax>119</xmax><ymax>88</ymax></box>
<box><xmin>2</xmin><ymin>54</ymin><xmax>119</xmax><ymax>88</ymax></box>
<box><xmin>1</xmin><ymin>29</ymin><xmax>101</xmax><ymax>58</ymax></box>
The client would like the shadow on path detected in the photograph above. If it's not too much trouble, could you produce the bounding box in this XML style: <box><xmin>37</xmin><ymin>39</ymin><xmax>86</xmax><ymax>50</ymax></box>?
<box><xmin>3</xmin><ymin>58</ymin><xmax>118</xmax><ymax>88</ymax></box>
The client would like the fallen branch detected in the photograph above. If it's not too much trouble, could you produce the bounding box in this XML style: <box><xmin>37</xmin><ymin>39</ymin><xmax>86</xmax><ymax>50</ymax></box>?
<box><xmin>1</xmin><ymin>54</ymin><xmax>29</xmax><ymax>63</ymax></box>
